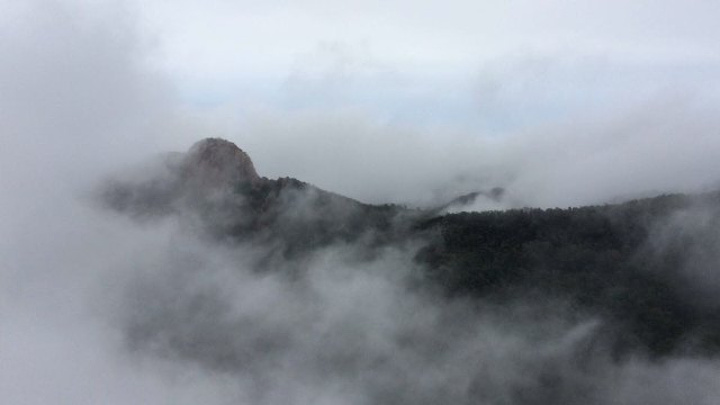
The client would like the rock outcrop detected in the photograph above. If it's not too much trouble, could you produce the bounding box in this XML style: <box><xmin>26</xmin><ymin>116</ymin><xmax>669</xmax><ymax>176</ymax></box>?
<box><xmin>182</xmin><ymin>138</ymin><xmax>261</xmax><ymax>189</ymax></box>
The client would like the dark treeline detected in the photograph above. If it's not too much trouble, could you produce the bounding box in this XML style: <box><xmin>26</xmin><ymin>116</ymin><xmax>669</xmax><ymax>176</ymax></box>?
<box><xmin>414</xmin><ymin>192</ymin><xmax>720</xmax><ymax>357</ymax></box>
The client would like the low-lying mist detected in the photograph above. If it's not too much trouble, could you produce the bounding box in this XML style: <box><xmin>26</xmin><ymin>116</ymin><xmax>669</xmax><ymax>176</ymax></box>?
<box><xmin>103</xmin><ymin>211</ymin><xmax>720</xmax><ymax>405</ymax></box>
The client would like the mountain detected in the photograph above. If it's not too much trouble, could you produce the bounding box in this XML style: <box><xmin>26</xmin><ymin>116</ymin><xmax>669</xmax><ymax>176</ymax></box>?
<box><xmin>100</xmin><ymin>138</ymin><xmax>720</xmax><ymax>357</ymax></box>
<box><xmin>101</xmin><ymin>138</ymin><xmax>409</xmax><ymax>255</ymax></box>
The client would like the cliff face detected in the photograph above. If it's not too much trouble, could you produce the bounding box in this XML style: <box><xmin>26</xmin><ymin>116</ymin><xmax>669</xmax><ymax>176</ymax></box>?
<box><xmin>182</xmin><ymin>138</ymin><xmax>261</xmax><ymax>189</ymax></box>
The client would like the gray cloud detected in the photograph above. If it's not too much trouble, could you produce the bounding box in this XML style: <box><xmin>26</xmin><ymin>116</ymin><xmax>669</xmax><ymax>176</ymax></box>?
<box><xmin>211</xmin><ymin>94</ymin><xmax>720</xmax><ymax>210</ymax></box>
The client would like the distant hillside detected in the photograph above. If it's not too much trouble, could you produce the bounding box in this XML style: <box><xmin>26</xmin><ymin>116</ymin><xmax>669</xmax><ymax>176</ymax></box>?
<box><xmin>415</xmin><ymin>192</ymin><xmax>720</xmax><ymax>356</ymax></box>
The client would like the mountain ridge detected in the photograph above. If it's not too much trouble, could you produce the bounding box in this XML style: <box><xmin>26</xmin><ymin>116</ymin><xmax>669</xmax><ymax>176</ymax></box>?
<box><xmin>100</xmin><ymin>137</ymin><xmax>720</xmax><ymax>357</ymax></box>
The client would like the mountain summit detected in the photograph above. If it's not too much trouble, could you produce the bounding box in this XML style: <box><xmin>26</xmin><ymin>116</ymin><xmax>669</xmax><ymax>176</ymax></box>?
<box><xmin>183</xmin><ymin>138</ymin><xmax>260</xmax><ymax>188</ymax></box>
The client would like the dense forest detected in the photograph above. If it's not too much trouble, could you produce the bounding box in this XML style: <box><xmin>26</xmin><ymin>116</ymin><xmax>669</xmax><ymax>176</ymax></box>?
<box><xmin>415</xmin><ymin>192</ymin><xmax>720</xmax><ymax>356</ymax></box>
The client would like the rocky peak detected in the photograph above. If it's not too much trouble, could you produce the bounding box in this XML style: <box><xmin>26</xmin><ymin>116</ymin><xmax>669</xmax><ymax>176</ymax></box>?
<box><xmin>182</xmin><ymin>138</ymin><xmax>260</xmax><ymax>187</ymax></box>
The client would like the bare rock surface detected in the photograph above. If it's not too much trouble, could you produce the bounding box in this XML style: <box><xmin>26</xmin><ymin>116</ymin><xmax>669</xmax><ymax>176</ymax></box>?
<box><xmin>182</xmin><ymin>138</ymin><xmax>261</xmax><ymax>188</ymax></box>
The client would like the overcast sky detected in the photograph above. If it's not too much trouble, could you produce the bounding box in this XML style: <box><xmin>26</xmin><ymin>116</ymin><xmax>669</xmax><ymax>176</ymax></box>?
<box><xmin>123</xmin><ymin>0</ymin><xmax>720</xmax><ymax>130</ymax></box>
<box><xmin>128</xmin><ymin>0</ymin><xmax>720</xmax><ymax>205</ymax></box>
<box><xmin>2</xmin><ymin>0</ymin><xmax>720</xmax><ymax>206</ymax></box>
